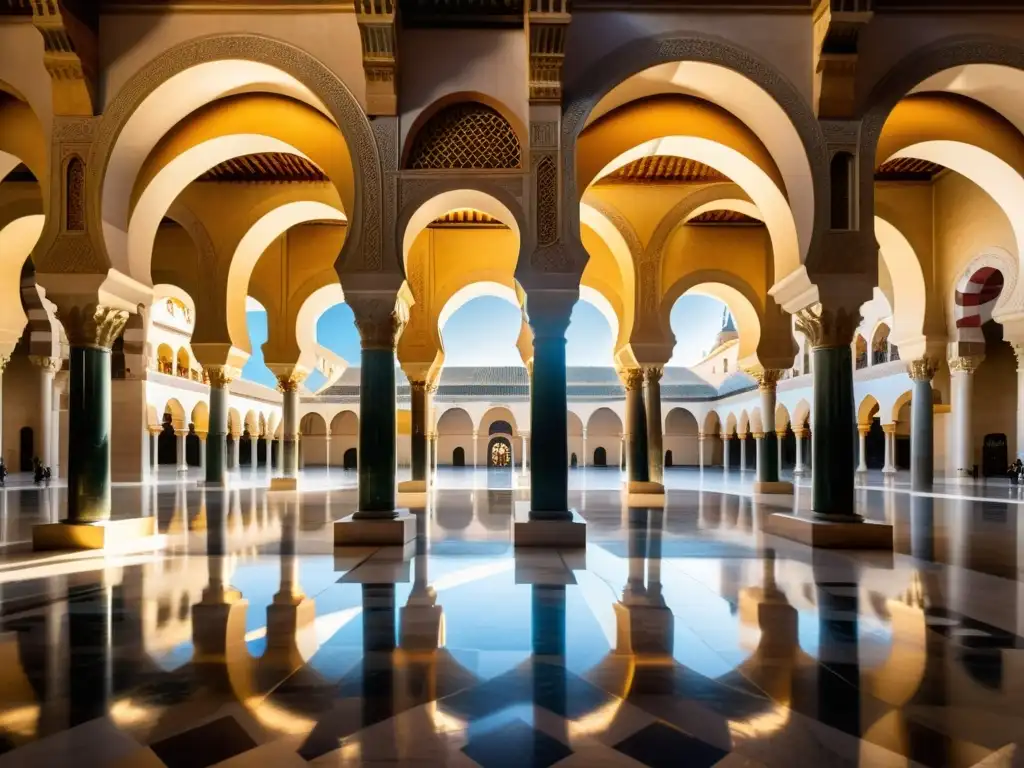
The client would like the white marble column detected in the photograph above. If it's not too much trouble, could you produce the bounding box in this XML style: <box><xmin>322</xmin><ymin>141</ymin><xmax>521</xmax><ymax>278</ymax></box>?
<box><xmin>581</xmin><ymin>428</ymin><xmax>587</xmax><ymax>469</ymax></box>
<box><xmin>175</xmin><ymin>430</ymin><xmax>188</xmax><ymax>473</ymax></box>
<box><xmin>521</xmin><ymin>434</ymin><xmax>528</xmax><ymax>474</ymax></box>
<box><xmin>472</xmin><ymin>430</ymin><xmax>479</xmax><ymax>468</ymax></box>
<box><xmin>722</xmin><ymin>434</ymin><xmax>731</xmax><ymax>472</ymax></box>
<box><xmin>738</xmin><ymin>433</ymin><xmax>747</xmax><ymax>472</ymax></box>
<box><xmin>950</xmin><ymin>355</ymin><xmax>983</xmax><ymax>478</ymax></box>
<box><xmin>248</xmin><ymin>434</ymin><xmax>257</xmax><ymax>470</ymax></box>
<box><xmin>793</xmin><ymin>428</ymin><xmax>806</xmax><ymax>476</ymax></box>
<box><xmin>882</xmin><ymin>424</ymin><xmax>896</xmax><ymax>474</ymax></box>
<box><xmin>857</xmin><ymin>425</ymin><xmax>869</xmax><ymax>473</ymax></box>
<box><xmin>30</xmin><ymin>356</ymin><xmax>59</xmax><ymax>470</ymax></box>
<box><xmin>324</xmin><ymin>430</ymin><xmax>331</xmax><ymax>471</ymax></box>
<box><xmin>1014</xmin><ymin>344</ymin><xmax>1024</xmax><ymax>462</ymax></box>
<box><xmin>0</xmin><ymin>355</ymin><xmax>7</xmax><ymax>468</ymax></box>
<box><xmin>149</xmin><ymin>426</ymin><xmax>160</xmax><ymax>471</ymax></box>
<box><xmin>231</xmin><ymin>432</ymin><xmax>241</xmax><ymax>470</ymax></box>
<box><xmin>199</xmin><ymin>433</ymin><xmax>207</xmax><ymax>473</ymax></box>
<box><xmin>698</xmin><ymin>432</ymin><xmax>706</xmax><ymax>470</ymax></box>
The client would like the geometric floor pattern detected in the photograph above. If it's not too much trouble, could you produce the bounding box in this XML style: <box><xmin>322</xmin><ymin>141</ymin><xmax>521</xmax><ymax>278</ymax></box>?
<box><xmin>0</xmin><ymin>467</ymin><xmax>1022</xmax><ymax>767</ymax></box>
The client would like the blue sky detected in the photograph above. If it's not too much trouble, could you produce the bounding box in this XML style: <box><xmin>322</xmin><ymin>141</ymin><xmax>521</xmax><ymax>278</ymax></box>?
<box><xmin>240</xmin><ymin>293</ymin><xmax>727</xmax><ymax>386</ymax></box>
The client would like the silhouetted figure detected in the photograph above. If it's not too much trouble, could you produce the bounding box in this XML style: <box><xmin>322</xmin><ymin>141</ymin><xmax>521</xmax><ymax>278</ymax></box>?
<box><xmin>32</xmin><ymin>458</ymin><xmax>50</xmax><ymax>485</ymax></box>
<box><xmin>0</xmin><ymin>458</ymin><xmax>7</xmax><ymax>487</ymax></box>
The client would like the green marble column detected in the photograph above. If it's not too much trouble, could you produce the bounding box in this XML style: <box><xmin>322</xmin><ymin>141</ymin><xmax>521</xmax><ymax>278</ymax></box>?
<box><xmin>356</xmin><ymin>348</ymin><xmax>397</xmax><ymax>517</ymax></box>
<box><xmin>205</xmin><ymin>368</ymin><xmax>231</xmax><ymax>485</ymax></box>
<box><xmin>644</xmin><ymin>368</ymin><xmax>664</xmax><ymax>483</ymax></box>
<box><xmin>756</xmin><ymin>371</ymin><xmax>782</xmax><ymax>484</ymax></box>
<box><xmin>409</xmin><ymin>380</ymin><xmax>428</xmax><ymax>483</ymax></box>
<box><xmin>67</xmin><ymin>346</ymin><xmax>113</xmax><ymax>522</ymax></box>
<box><xmin>810</xmin><ymin>344</ymin><xmax>857</xmax><ymax>520</ymax></box>
<box><xmin>528</xmin><ymin>293</ymin><xmax>574</xmax><ymax>519</ymax></box>
<box><xmin>623</xmin><ymin>368</ymin><xmax>650</xmax><ymax>484</ymax></box>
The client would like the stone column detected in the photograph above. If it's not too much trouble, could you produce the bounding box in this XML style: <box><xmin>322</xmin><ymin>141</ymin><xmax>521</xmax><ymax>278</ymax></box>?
<box><xmin>430</xmin><ymin>433</ymin><xmax>438</xmax><ymax>476</ymax></box>
<box><xmin>949</xmin><ymin>355</ymin><xmax>983</xmax><ymax>479</ymax></box>
<box><xmin>738</xmin><ymin>433</ymin><xmax>748</xmax><ymax>472</ymax></box>
<box><xmin>198</xmin><ymin>432</ymin><xmax>207</xmax><ymax>473</ymax></box>
<box><xmin>175</xmin><ymin>430</ymin><xmax>188</xmax><ymax>473</ymax></box>
<box><xmin>580</xmin><ymin>429</ymin><xmax>587</xmax><ymax>470</ymax></box>
<box><xmin>63</xmin><ymin>305</ymin><xmax>130</xmax><ymax>522</ymax></box>
<box><xmin>472</xmin><ymin>430</ymin><xmax>479</xmax><ymax>469</ymax></box>
<box><xmin>0</xmin><ymin>354</ymin><xmax>7</xmax><ymax>467</ymax></box>
<box><xmin>882</xmin><ymin>424</ymin><xmax>896</xmax><ymax>475</ymax></box>
<box><xmin>1015</xmin><ymin>344</ymin><xmax>1024</xmax><ymax>462</ymax></box>
<box><xmin>230</xmin><ymin>431</ymin><xmax>241</xmax><ymax>470</ymax></box>
<box><xmin>856</xmin><ymin>425</ymin><xmax>869</xmax><ymax>473</ymax></box>
<box><xmin>351</xmin><ymin>297</ymin><xmax>403</xmax><ymax>519</ymax></box>
<box><xmin>722</xmin><ymin>434</ymin><xmax>732</xmax><ymax>472</ymax></box>
<box><xmin>205</xmin><ymin>367</ymin><xmax>234</xmax><ymax>485</ymax></box>
<box><xmin>793</xmin><ymin>428</ymin><xmax>806</xmax><ymax>476</ymax></box>
<box><xmin>795</xmin><ymin>305</ymin><xmax>859</xmax><ymax>520</ymax></box>
<box><xmin>753</xmin><ymin>369</ymin><xmax>787</xmax><ymax>491</ymax></box>
<box><xmin>149</xmin><ymin>426</ymin><xmax>161</xmax><ymax>472</ymax></box>
<box><xmin>621</xmin><ymin>367</ymin><xmax>650</xmax><ymax>485</ymax></box>
<box><xmin>248</xmin><ymin>433</ymin><xmax>258</xmax><ymax>470</ymax></box>
<box><xmin>410</xmin><ymin>380</ymin><xmax>428</xmax><ymax>485</ymax></box>
<box><xmin>275</xmin><ymin>371</ymin><xmax>306</xmax><ymax>482</ymax></box>
<box><xmin>644</xmin><ymin>366</ymin><xmax>664</xmax><ymax>483</ymax></box>
<box><xmin>526</xmin><ymin>291</ymin><xmax>574</xmax><ymax>519</ymax></box>
<box><xmin>698</xmin><ymin>432</ymin><xmax>706</xmax><ymax>470</ymax></box>
<box><xmin>521</xmin><ymin>434</ymin><xmax>528</xmax><ymax>474</ymax></box>
<box><xmin>29</xmin><ymin>356</ymin><xmax>61</xmax><ymax>470</ymax></box>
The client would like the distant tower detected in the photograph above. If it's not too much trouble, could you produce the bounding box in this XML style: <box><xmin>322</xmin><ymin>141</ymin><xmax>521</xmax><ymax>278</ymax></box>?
<box><xmin>714</xmin><ymin>308</ymin><xmax>738</xmax><ymax>349</ymax></box>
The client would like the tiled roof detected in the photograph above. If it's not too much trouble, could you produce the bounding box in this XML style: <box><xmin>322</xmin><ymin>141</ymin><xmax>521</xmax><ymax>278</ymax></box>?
<box><xmin>319</xmin><ymin>366</ymin><xmax>722</xmax><ymax>402</ymax></box>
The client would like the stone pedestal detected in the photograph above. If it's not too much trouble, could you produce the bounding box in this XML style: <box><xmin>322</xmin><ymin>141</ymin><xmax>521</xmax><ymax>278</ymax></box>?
<box><xmin>269</xmin><ymin>477</ymin><xmax>298</xmax><ymax>492</ymax></box>
<box><xmin>623</xmin><ymin>480</ymin><xmax>666</xmax><ymax>506</ymax></box>
<box><xmin>334</xmin><ymin>511</ymin><xmax>416</xmax><ymax>546</ymax></box>
<box><xmin>763</xmin><ymin>513</ymin><xmax>893</xmax><ymax>549</ymax></box>
<box><xmin>514</xmin><ymin>506</ymin><xmax>586</xmax><ymax>548</ymax></box>
<box><xmin>33</xmin><ymin>516</ymin><xmax>156</xmax><ymax>551</ymax></box>
<box><xmin>753</xmin><ymin>480</ymin><xmax>795</xmax><ymax>495</ymax></box>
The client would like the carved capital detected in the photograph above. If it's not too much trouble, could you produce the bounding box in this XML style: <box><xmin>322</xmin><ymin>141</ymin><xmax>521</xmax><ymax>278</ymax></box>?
<box><xmin>29</xmin><ymin>356</ymin><xmax>63</xmax><ymax>374</ymax></box>
<box><xmin>276</xmin><ymin>370</ymin><xmax>308</xmax><ymax>393</ymax></box>
<box><xmin>775</xmin><ymin>430</ymin><xmax>788</xmax><ymax>439</ymax></box>
<box><xmin>643</xmin><ymin>366</ymin><xmax>663</xmax><ymax>385</ymax></box>
<box><xmin>409</xmin><ymin>379</ymin><xmax>427</xmax><ymax>391</ymax></box>
<box><xmin>794</xmin><ymin>304</ymin><xmax>860</xmax><ymax>349</ymax></box>
<box><xmin>948</xmin><ymin>355</ymin><xmax>984</xmax><ymax>375</ymax></box>
<box><xmin>755</xmin><ymin>368</ymin><xmax>785</xmax><ymax>392</ymax></box>
<box><xmin>857</xmin><ymin>424</ymin><xmax>872</xmax><ymax>436</ymax></box>
<box><xmin>1013</xmin><ymin>344</ymin><xmax>1024</xmax><ymax>371</ymax></box>
<box><xmin>882</xmin><ymin>424</ymin><xmax>898</xmax><ymax>435</ymax></box>
<box><xmin>206</xmin><ymin>365</ymin><xmax>240</xmax><ymax>389</ymax></box>
<box><xmin>793</xmin><ymin>428</ymin><xmax>809</xmax><ymax>439</ymax></box>
<box><xmin>525</xmin><ymin>289</ymin><xmax>574</xmax><ymax>341</ymax></box>
<box><xmin>752</xmin><ymin>432</ymin><xmax>766</xmax><ymax>440</ymax></box>
<box><xmin>618</xmin><ymin>366</ymin><xmax>644</xmax><ymax>392</ymax></box>
<box><xmin>907</xmin><ymin>357</ymin><xmax>939</xmax><ymax>382</ymax></box>
<box><xmin>721</xmin><ymin>433</ymin><xmax>732</xmax><ymax>441</ymax></box>
<box><xmin>0</xmin><ymin>354</ymin><xmax>9</xmax><ymax>373</ymax></box>
<box><xmin>60</xmin><ymin>304</ymin><xmax>129</xmax><ymax>350</ymax></box>
<box><xmin>350</xmin><ymin>295</ymin><xmax>406</xmax><ymax>351</ymax></box>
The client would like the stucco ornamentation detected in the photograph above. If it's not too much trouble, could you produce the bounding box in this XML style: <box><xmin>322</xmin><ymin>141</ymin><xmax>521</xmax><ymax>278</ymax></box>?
<box><xmin>59</xmin><ymin>304</ymin><xmax>129</xmax><ymax>350</ymax></box>
<box><xmin>948</xmin><ymin>355</ymin><xmax>984</xmax><ymax>375</ymax></box>
<box><xmin>88</xmin><ymin>34</ymin><xmax>380</xmax><ymax>274</ymax></box>
<box><xmin>407</xmin><ymin>103</ymin><xmax>522</xmax><ymax>170</ymax></box>
<box><xmin>643</xmin><ymin>366</ymin><xmax>663</xmax><ymax>384</ymax></box>
<box><xmin>618</xmin><ymin>366</ymin><xmax>644</xmax><ymax>391</ymax></box>
<box><xmin>28</xmin><ymin>356</ymin><xmax>63</xmax><ymax>374</ymax></box>
<box><xmin>52</xmin><ymin>116</ymin><xmax>97</xmax><ymax>143</ymax></box>
<box><xmin>44</xmin><ymin>234</ymin><xmax>106</xmax><ymax>273</ymax></box>
<box><xmin>276</xmin><ymin>370</ymin><xmax>308</xmax><ymax>392</ymax></box>
<box><xmin>795</xmin><ymin>304</ymin><xmax>860</xmax><ymax>349</ymax></box>
<box><xmin>65</xmin><ymin>156</ymin><xmax>86</xmax><ymax>231</ymax></box>
<box><xmin>535</xmin><ymin>154</ymin><xmax>558</xmax><ymax>247</ymax></box>
<box><xmin>755</xmin><ymin>368</ymin><xmax>785</xmax><ymax>391</ymax></box>
<box><xmin>530</xmin><ymin>121</ymin><xmax>559</xmax><ymax>150</ymax></box>
<box><xmin>907</xmin><ymin>357</ymin><xmax>939</xmax><ymax>382</ymax></box>
<box><xmin>753</xmin><ymin>432</ymin><xmax>766</xmax><ymax>440</ymax></box>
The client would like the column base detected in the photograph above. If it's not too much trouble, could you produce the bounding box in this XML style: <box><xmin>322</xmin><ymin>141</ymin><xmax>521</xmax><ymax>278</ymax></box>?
<box><xmin>397</xmin><ymin>479</ymin><xmax>427</xmax><ymax>493</ymax></box>
<box><xmin>269</xmin><ymin>477</ymin><xmax>298</xmax><ymax>492</ymax></box>
<box><xmin>514</xmin><ymin>507</ymin><xmax>586</xmax><ymax>548</ymax></box>
<box><xmin>334</xmin><ymin>511</ymin><xmax>416</xmax><ymax>546</ymax></box>
<box><xmin>753</xmin><ymin>481</ymin><xmax>795</xmax><ymax>495</ymax></box>
<box><xmin>763</xmin><ymin>513</ymin><xmax>893</xmax><ymax>549</ymax></box>
<box><xmin>177</xmin><ymin>466</ymin><xmax>190</xmax><ymax>475</ymax></box>
<box><xmin>622</xmin><ymin>481</ymin><xmax>666</xmax><ymax>506</ymax></box>
<box><xmin>516</xmin><ymin>473</ymin><xmax>531</xmax><ymax>488</ymax></box>
<box><xmin>33</xmin><ymin>517</ymin><xmax>157</xmax><ymax>551</ymax></box>
<box><xmin>399</xmin><ymin>602</ymin><xmax>444</xmax><ymax>651</ymax></box>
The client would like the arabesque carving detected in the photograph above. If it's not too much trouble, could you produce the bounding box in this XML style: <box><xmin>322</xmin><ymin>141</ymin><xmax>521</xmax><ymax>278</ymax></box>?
<box><xmin>206</xmin><ymin>365</ymin><xmax>241</xmax><ymax>388</ymax></box>
<box><xmin>907</xmin><ymin>357</ymin><xmax>939</xmax><ymax>382</ymax></box>
<box><xmin>59</xmin><ymin>304</ymin><xmax>129</xmax><ymax>350</ymax></box>
<box><xmin>351</xmin><ymin>295</ymin><xmax>406</xmax><ymax>351</ymax></box>
<box><xmin>795</xmin><ymin>304</ymin><xmax>860</xmax><ymax>349</ymax></box>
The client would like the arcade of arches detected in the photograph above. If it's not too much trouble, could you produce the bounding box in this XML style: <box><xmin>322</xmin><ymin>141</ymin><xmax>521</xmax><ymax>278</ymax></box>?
<box><xmin>6</xmin><ymin>4</ymin><xmax>1024</xmax><ymax>766</ymax></box>
<box><xmin>2</xmin><ymin>3</ymin><xmax>1024</xmax><ymax>549</ymax></box>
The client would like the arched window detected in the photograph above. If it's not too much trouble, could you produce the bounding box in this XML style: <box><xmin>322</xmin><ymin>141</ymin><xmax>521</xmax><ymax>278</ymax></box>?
<box><xmin>453</xmin><ymin>446</ymin><xmax>466</xmax><ymax>467</ymax></box>
<box><xmin>489</xmin><ymin>420</ymin><xmax>513</xmax><ymax>436</ymax></box>
<box><xmin>593</xmin><ymin>446</ymin><xmax>607</xmax><ymax>466</ymax></box>
<box><xmin>406</xmin><ymin>102</ymin><xmax>521</xmax><ymax>170</ymax></box>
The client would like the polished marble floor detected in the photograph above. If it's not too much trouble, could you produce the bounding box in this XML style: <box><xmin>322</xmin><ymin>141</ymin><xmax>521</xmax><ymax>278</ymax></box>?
<box><xmin>0</xmin><ymin>467</ymin><xmax>1022</xmax><ymax>767</ymax></box>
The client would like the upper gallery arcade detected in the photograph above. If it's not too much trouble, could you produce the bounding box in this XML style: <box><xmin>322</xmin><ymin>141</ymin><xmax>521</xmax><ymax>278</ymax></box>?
<box><xmin>4</xmin><ymin>0</ymin><xmax>1024</xmax><ymax>548</ymax></box>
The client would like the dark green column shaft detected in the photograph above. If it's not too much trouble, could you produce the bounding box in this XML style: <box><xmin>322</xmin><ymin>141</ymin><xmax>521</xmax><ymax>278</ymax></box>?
<box><xmin>530</xmin><ymin>335</ymin><xmax>569</xmax><ymax>517</ymax></box>
<box><xmin>910</xmin><ymin>367</ymin><xmax>935</xmax><ymax>492</ymax></box>
<box><xmin>67</xmin><ymin>346</ymin><xmax>112</xmax><ymax>523</ymax></box>
<box><xmin>757</xmin><ymin>379</ymin><xmax>780</xmax><ymax>483</ymax></box>
<box><xmin>206</xmin><ymin>377</ymin><xmax>228</xmax><ymax>485</ymax></box>
<box><xmin>624</xmin><ymin>369</ymin><xmax>650</xmax><ymax>484</ymax></box>
<box><xmin>410</xmin><ymin>382</ymin><xmax>427</xmax><ymax>483</ymax></box>
<box><xmin>281</xmin><ymin>385</ymin><xmax>300</xmax><ymax>478</ymax></box>
<box><xmin>811</xmin><ymin>345</ymin><xmax>857</xmax><ymax>519</ymax></box>
<box><xmin>644</xmin><ymin>369</ymin><xmax>664</xmax><ymax>483</ymax></box>
<box><xmin>357</xmin><ymin>348</ymin><xmax>397</xmax><ymax>517</ymax></box>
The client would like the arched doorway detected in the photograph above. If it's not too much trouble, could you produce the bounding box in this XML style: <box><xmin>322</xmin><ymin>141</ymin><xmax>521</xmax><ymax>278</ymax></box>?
<box><xmin>487</xmin><ymin>437</ymin><xmax>511</xmax><ymax>468</ymax></box>
<box><xmin>185</xmin><ymin>427</ymin><xmax>200</xmax><ymax>466</ymax></box>
<box><xmin>453</xmin><ymin>446</ymin><xmax>466</xmax><ymax>467</ymax></box>
<box><xmin>593</xmin><ymin>446</ymin><xmax>607</xmax><ymax>466</ymax></box>
<box><xmin>343</xmin><ymin>447</ymin><xmax>357</xmax><ymax>470</ymax></box>
<box><xmin>665</xmin><ymin>449</ymin><xmax>673</xmax><ymax>468</ymax></box>
<box><xmin>570</xmin><ymin>453</ymin><xmax>578</xmax><ymax>468</ymax></box>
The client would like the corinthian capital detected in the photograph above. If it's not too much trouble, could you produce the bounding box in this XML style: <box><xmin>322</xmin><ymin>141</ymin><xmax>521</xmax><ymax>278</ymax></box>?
<box><xmin>617</xmin><ymin>366</ymin><xmax>644</xmax><ymax>391</ymax></box>
<box><xmin>276</xmin><ymin>370</ymin><xmax>308</xmax><ymax>393</ymax></box>
<box><xmin>643</xmin><ymin>366</ymin><xmax>664</xmax><ymax>385</ymax></box>
<box><xmin>753</xmin><ymin>368</ymin><xmax>785</xmax><ymax>391</ymax></box>
<box><xmin>60</xmin><ymin>304</ymin><xmax>129</xmax><ymax>350</ymax></box>
<box><xmin>794</xmin><ymin>304</ymin><xmax>860</xmax><ymax>349</ymax></box>
<box><xmin>349</xmin><ymin>294</ymin><xmax>406</xmax><ymax>351</ymax></box>
<box><xmin>205</xmin><ymin>364</ymin><xmax>240</xmax><ymax>389</ymax></box>
<box><xmin>907</xmin><ymin>357</ymin><xmax>939</xmax><ymax>382</ymax></box>
<box><xmin>948</xmin><ymin>355</ymin><xmax>984</xmax><ymax>375</ymax></box>
<box><xmin>29</xmin><ymin>356</ymin><xmax>63</xmax><ymax>374</ymax></box>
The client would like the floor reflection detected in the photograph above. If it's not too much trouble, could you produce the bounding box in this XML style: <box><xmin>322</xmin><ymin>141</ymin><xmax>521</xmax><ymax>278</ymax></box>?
<box><xmin>0</xmin><ymin>469</ymin><xmax>1021</xmax><ymax>766</ymax></box>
